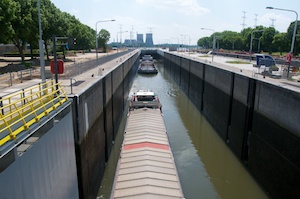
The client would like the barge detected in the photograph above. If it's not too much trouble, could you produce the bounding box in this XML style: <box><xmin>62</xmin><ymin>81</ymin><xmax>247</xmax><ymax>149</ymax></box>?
<box><xmin>110</xmin><ymin>90</ymin><xmax>184</xmax><ymax>199</ymax></box>
<box><xmin>138</xmin><ymin>55</ymin><xmax>158</xmax><ymax>74</ymax></box>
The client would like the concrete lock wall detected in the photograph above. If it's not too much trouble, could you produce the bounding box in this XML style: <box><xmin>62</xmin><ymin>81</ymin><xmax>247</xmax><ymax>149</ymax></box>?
<box><xmin>189</xmin><ymin>60</ymin><xmax>205</xmax><ymax>111</ymax></box>
<box><xmin>203</xmin><ymin>65</ymin><xmax>233</xmax><ymax>141</ymax></box>
<box><xmin>249</xmin><ymin>82</ymin><xmax>300</xmax><ymax>199</ymax></box>
<box><xmin>71</xmin><ymin>51</ymin><xmax>140</xmax><ymax>199</ymax></box>
<box><xmin>162</xmin><ymin>51</ymin><xmax>300</xmax><ymax>199</ymax></box>
<box><xmin>180</xmin><ymin>58</ymin><xmax>190</xmax><ymax>96</ymax></box>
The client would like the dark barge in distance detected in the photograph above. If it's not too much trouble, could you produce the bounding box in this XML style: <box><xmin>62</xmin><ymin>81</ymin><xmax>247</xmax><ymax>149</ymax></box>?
<box><xmin>138</xmin><ymin>55</ymin><xmax>158</xmax><ymax>74</ymax></box>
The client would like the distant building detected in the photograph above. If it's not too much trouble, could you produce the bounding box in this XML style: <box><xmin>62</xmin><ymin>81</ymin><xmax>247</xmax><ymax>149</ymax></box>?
<box><xmin>145</xmin><ymin>33</ymin><xmax>154</xmax><ymax>47</ymax></box>
<box><xmin>0</xmin><ymin>44</ymin><xmax>18</xmax><ymax>55</ymax></box>
<box><xmin>124</xmin><ymin>39</ymin><xmax>137</xmax><ymax>46</ymax></box>
<box><xmin>137</xmin><ymin>34</ymin><xmax>144</xmax><ymax>43</ymax></box>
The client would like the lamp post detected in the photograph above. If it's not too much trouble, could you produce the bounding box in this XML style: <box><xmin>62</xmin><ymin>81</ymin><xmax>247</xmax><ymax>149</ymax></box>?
<box><xmin>266</xmin><ymin>6</ymin><xmax>298</xmax><ymax>78</ymax></box>
<box><xmin>95</xmin><ymin>19</ymin><xmax>115</xmax><ymax>66</ymax></box>
<box><xmin>38</xmin><ymin>0</ymin><xmax>45</xmax><ymax>82</ymax></box>
<box><xmin>249</xmin><ymin>29</ymin><xmax>264</xmax><ymax>61</ymax></box>
<box><xmin>181</xmin><ymin>34</ymin><xmax>191</xmax><ymax>55</ymax></box>
<box><xmin>201</xmin><ymin>28</ymin><xmax>215</xmax><ymax>61</ymax></box>
<box><xmin>255</xmin><ymin>38</ymin><xmax>262</xmax><ymax>53</ymax></box>
<box><xmin>172</xmin><ymin>37</ymin><xmax>180</xmax><ymax>52</ymax></box>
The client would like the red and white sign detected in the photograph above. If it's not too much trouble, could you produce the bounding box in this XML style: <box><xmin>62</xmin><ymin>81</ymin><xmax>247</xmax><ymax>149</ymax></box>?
<box><xmin>50</xmin><ymin>59</ymin><xmax>64</xmax><ymax>74</ymax></box>
<box><xmin>286</xmin><ymin>53</ymin><xmax>292</xmax><ymax>63</ymax></box>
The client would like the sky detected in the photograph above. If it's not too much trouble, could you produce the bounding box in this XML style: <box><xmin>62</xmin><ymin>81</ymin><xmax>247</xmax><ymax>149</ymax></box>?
<box><xmin>50</xmin><ymin>0</ymin><xmax>300</xmax><ymax>45</ymax></box>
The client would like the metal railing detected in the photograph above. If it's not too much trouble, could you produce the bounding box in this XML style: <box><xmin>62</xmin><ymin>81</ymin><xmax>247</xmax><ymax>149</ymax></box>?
<box><xmin>0</xmin><ymin>68</ymin><xmax>37</xmax><ymax>89</ymax></box>
<box><xmin>63</xmin><ymin>50</ymin><xmax>132</xmax><ymax>78</ymax></box>
<box><xmin>0</xmin><ymin>80</ymin><xmax>68</xmax><ymax>148</ymax></box>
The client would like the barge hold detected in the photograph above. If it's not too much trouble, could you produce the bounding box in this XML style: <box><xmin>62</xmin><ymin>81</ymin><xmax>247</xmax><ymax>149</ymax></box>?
<box><xmin>138</xmin><ymin>55</ymin><xmax>158</xmax><ymax>74</ymax></box>
<box><xmin>110</xmin><ymin>90</ymin><xmax>184</xmax><ymax>199</ymax></box>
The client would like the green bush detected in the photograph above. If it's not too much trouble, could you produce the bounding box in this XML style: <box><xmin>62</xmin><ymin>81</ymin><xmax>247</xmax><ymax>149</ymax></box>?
<box><xmin>270</xmin><ymin>65</ymin><xmax>279</xmax><ymax>71</ymax></box>
<box><xmin>22</xmin><ymin>62</ymin><xmax>32</xmax><ymax>68</ymax></box>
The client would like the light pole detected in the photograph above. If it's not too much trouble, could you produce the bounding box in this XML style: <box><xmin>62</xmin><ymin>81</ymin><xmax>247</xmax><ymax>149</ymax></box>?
<box><xmin>95</xmin><ymin>19</ymin><xmax>115</xmax><ymax>66</ymax></box>
<box><xmin>181</xmin><ymin>34</ymin><xmax>191</xmax><ymax>55</ymax></box>
<box><xmin>266</xmin><ymin>6</ymin><xmax>298</xmax><ymax>78</ymax></box>
<box><xmin>172</xmin><ymin>37</ymin><xmax>180</xmax><ymax>52</ymax></box>
<box><xmin>38</xmin><ymin>0</ymin><xmax>45</xmax><ymax>81</ymax></box>
<box><xmin>201</xmin><ymin>28</ymin><xmax>215</xmax><ymax>61</ymax></box>
<box><xmin>249</xmin><ymin>29</ymin><xmax>264</xmax><ymax>61</ymax></box>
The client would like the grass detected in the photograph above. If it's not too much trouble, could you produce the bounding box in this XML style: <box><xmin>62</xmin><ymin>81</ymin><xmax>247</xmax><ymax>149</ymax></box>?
<box><xmin>226</xmin><ymin>60</ymin><xmax>251</xmax><ymax>64</ymax></box>
<box><xmin>198</xmin><ymin>55</ymin><xmax>210</xmax><ymax>57</ymax></box>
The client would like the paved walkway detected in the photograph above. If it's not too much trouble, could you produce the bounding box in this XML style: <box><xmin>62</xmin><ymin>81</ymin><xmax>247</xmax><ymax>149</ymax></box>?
<box><xmin>0</xmin><ymin>50</ymin><xmax>138</xmax><ymax>97</ymax></box>
<box><xmin>175</xmin><ymin>51</ymin><xmax>300</xmax><ymax>93</ymax></box>
<box><xmin>60</xmin><ymin>50</ymin><xmax>138</xmax><ymax>95</ymax></box>
<box><xmin>2</xmin><ymin>49</ymin><xmax>300</xmax><ymax>96</ymax></box>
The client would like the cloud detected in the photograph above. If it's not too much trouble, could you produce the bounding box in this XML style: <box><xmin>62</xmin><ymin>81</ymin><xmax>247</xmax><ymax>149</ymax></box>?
<box><xmin>70</xmin><ymin>9</ymin><xmax>79</xmax><ymax>14</ymax></box>
<box><xmin>136</xmin><ymin>0</ymin><xmax>210</xmax><ymax>16</ymax></box>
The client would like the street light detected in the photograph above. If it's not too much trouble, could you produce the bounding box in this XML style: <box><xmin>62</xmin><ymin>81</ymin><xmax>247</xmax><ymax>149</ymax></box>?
<box><xmin>38</xmin><ymin>0</ymin><xmax>45</xmax><ymax>81</ymax></box>
<box><xmin>266</xmin><ymin>6</ymin><xmax>298</xmax><ymax>78</ymax></box>
<box><xmin>253</xmin><ymin>38</ymin><xmax>262</xmax><ymax>53</ymax></box>
<box><xmin>172</xmin><ymin>37</ymin><xmax>180</xmax><ymax>52</ymax></box>
<box><xmin>181</xmin><ymin>34</ymin><xmax>191</xmax><ymax>55</ymax></box>
<box><xmin>249</xmin><ymin>29</ymin><xmax>264</xmax><ymax>60</ymax></box>
<box><xmin>201</xmin><ymin>28</ymin><xmax>216</xmax><ymax>61</ymax></box>
<box><xmin>95</xmin><ymin>19</ymin><xmax>115</xmax><ymax>66</ymax></box>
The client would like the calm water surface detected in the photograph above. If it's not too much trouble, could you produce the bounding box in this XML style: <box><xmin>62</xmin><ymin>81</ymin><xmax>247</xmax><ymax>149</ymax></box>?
<box><xmin>97</xmin><ymin>61</ymin><xmax>269</xmax><ymax>199</ymax></box>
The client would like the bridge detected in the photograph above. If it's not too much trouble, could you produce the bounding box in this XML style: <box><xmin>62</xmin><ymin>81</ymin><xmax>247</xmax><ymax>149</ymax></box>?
<box><xmin>0</xmin><ymin>49</ymin><xmax>299</xmax><ymax>199</ymax></box>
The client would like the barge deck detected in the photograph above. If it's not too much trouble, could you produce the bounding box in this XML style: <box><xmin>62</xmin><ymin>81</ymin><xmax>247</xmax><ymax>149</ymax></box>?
<box><xmin>110</xmin><ymin>108</ymin><xmax>184</xmax><ymax>198</ymax></box>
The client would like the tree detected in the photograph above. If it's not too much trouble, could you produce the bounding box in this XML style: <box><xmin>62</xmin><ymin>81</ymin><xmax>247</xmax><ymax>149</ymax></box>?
<box><xmin>240</xmin><ymin>27</ymin><xmax>253</xmax><ymax>51</ymax></box>
<box><xmin>287</xmin><ymin>21</ymin><xmax>300</xmax><ymax>56</ymax></box>
<box><xmin>0</xmin><ymin>0</ymin><xmax>20</xmax><ymax>43</ymax></box>
<box><xmin>272</xmin><ymin>33</ymin><xmax>289</xmax><ymax>55</ymax></box>
<box><xmin>9</xmin><ymin>0</ymin><xmax>37</xmax><ymax>62</ymax></box>
<box><xmin>42</xmin><ymin>1</ymin><xmax>68</xmax><ymax>60</ymax></box>
<box><xmin>218</xmin><ymin>31</ymin><xmax>240</xmax><ymax>50</ymax></box>
<box><xmin>0</xmin><ymin>0</ymin><xmax>111</xmax><ymax>61</ymax></box>
<box><xmin>97</xmin><ymin>29</ymin><xmax>110</xmax><ymax>53</ymax></box>
<box><xmin>68</xmin><ymin>18</ymin><xmax>95</xmax><ymax>51</ymax></box>
<box><xmin>261</xmin><ymin>27</ymin><xmax>277</xmax><ymax>54</ymax></box>
<box><xmin>234</xmin><ymin>36</ymin><xmax>244</xmax><ymax>51</ymax></box>
<box><xmin>27</xmin><ymin>0</ymin><xmax>39</xmax><ymax>59</ymax></box>
<box><xmin>197</xmin><ymin>37</ymin><xmax>211</xmax><ymax>48</ymax></box>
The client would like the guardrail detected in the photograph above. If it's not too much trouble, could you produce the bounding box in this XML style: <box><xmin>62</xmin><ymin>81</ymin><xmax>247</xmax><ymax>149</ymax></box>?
<box><xmin>64</xmin><ymin>50</ymin><xmax>133</xmax><ymax>78</ymax></box>
<box><xmin>0</xmin><ymin>68</ymin><xmax>37</xmax><ymax>89</ymax></box>
<box><xmin>0</xmin><ymin>80</ymin><xmax>68</xmax><ymax>150</ymax></box>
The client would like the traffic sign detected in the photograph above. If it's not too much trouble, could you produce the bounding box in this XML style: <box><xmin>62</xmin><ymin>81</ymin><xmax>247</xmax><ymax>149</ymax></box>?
<box><xmin>286</xmin><ymin>53</ymin><xmax>292</xmax><ymax>63</ymax></box>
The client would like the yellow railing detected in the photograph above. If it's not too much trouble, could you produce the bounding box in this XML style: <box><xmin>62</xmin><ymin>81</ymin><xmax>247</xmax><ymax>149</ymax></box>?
<box><xmin>0</xmin><ymin>80</ymin><xmax>68</xmax><ymax>147</ymax></box>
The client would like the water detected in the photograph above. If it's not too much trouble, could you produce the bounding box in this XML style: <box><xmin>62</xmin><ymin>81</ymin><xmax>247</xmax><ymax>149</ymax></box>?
<box><xmin>97</xmin><ymin>60</ymin><xmax>269</xmax><ymax>199</ymax></box>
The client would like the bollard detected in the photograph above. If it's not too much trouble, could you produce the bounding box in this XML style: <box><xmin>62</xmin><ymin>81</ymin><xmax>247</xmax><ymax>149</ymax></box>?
<box><xmin>0</xmin><ymin>97</ymin><xmax>4</xmax><ymax>115</ymax></box>
<box><xmin>20</xmin><ymin>70</ymin><xmax>23</xmax><ymax>83</ymax></box>
<box><xmin>70</xmin><ymin>78</ymin><xmax>76</xmax><ymax>94</ymax></box>
<box><xmin>9</xmin><ymin>72</ymin><xmax>12</xmax><ymax>86</ymax></box>
<box><xmin>22</xmin><ymin>89</ymin><xmax>26</xmax><ymax>105</ymax></box>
